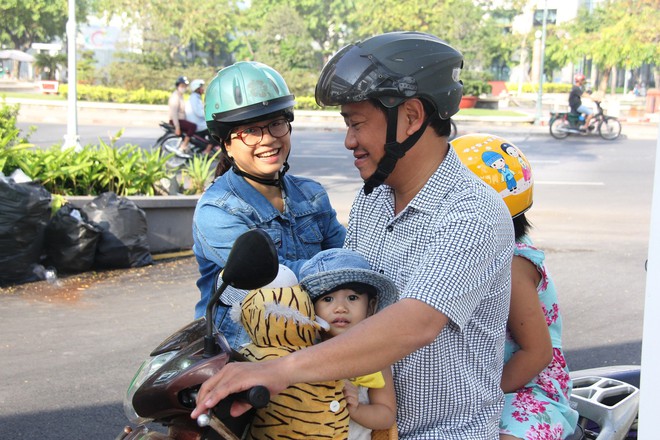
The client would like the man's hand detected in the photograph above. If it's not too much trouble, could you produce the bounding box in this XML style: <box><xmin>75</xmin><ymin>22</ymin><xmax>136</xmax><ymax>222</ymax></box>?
<box><xmin>175</xmin><ymin>127</ymin><xmax>181</xmax><ymax>136</ymax></box>
<box><xmin>190</xmin><ymin>359</ymin><xmax>290</xmax><ymax>420</ymax></box>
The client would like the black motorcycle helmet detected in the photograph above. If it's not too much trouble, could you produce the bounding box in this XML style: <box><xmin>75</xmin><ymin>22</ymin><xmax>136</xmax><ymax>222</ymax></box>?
<box><xmin>315</xmin><ymin>31</ymin><xmax>464</xmax><ymax>194</ymax></box>
<box><xmin>175</xmin><ymin>76</ymin><xmax>189</xmax><ymax>87</ymax></box>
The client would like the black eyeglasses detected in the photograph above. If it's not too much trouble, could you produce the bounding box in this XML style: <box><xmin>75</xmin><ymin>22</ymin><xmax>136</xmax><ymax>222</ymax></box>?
<box><xmin>230</xmin><ymin>119</ymin><xmax>291</xmax><ymax>146</ymax></box>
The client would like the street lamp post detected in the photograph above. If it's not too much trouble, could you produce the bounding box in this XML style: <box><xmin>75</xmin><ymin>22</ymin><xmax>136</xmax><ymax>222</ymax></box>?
<box><xmin>534</xmin><ymin>1</ymin><xmax>548</xmax><ymax>126</ymax></box>
<box><xmin>63</xmin><ymin>0</ymin><xmax>80</xmax><ymax>151</ymax></box>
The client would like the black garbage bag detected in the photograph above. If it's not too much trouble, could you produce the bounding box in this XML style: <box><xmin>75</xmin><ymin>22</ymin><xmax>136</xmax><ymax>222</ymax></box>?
<box><xmin>0</xmin><ymin>179</ymin><xmax>52</xmax><ymax>286</ymax></box>
<box><xmin>80</xmin><ymin>192</ymin><xmax>152</xmax><ymax>269</ymax></box>
<box><xmin>44</xmin><ymin>204</ymin><xmax>102</xmax><ymax>273</ymax></box>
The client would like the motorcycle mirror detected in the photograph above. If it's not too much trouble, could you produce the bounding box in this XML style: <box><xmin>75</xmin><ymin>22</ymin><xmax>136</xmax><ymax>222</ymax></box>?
<box><xmin>221</xmin><ymin>229</ymin><xmax>279</xmax><ymax>289</ymax></box>
<box><xmin>204</xmin><ymin>229</ymin><xmax>278</xmax><ymax>357</ymax></box>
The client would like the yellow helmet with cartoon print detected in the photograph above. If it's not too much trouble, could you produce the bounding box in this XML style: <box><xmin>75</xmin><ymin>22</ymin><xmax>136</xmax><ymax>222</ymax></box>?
<box><xmin>452</xmin><ymin>133</ymin><xmax>533</xmax><ymax>218</ymax></box>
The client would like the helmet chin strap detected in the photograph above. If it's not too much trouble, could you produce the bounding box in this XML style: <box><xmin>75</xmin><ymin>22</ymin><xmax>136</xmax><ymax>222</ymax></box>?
<box><xmin>363</xmin><ymin>107</ymin><xmax>436</xmax><ymax>195</ymax></box>
<box><xmin>230</xmin><ymin>160</ymin><xmax>289</xmax><ymax>187</ymax></box>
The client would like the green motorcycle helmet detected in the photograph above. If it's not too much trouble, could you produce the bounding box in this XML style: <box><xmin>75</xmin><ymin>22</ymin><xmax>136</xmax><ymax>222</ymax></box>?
<box><xmin>315</xmin><ymin>31</ymin><xmax>464</xmax><ymax>120</ymax></box>
<box><xmin>205</xmin><ymin>61</ymin><xmax>296</xmax><ymax>142</ymax></box>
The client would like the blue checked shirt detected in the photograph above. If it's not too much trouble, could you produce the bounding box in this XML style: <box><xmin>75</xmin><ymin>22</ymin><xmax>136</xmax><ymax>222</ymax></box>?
<box><xmin>345</xmin><ymin>147</ymin><xmax>514</xmax><ymax>440</ymax></box>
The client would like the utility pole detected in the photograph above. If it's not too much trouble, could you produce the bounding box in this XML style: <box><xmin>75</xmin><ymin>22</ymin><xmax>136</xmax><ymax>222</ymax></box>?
<box><xmin>534</xmin><ymin>1</ymin><xmax>548</xmax><ymax>126</ymax></box>
<box><xmin>63</xmin><ymin>0</ymin><xmax>80</xmax><ymax>151</ymax></box>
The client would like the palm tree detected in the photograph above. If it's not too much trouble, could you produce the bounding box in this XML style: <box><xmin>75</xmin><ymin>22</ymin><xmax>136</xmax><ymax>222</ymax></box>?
<box><xmin>34</xmin><ymin>52</ymin><xmax>67</xmax><ymax>81</ymax></box>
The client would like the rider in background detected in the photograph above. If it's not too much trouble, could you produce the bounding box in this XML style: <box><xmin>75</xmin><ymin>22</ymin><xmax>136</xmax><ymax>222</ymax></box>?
<box><xmin>169</xmin><ymin>75</ymin><xmax>196</xmax><ymax>155</ymax></box>
<box><xmin>186</xmin><ymin>79</ymin><xmax>215</xmax><ymax>155</ymax></box>
<box><xmin>568</xmin><ymin>73</ymin><xmax>593</xmax><ymax>131</ymax></box>
<box><xmin>454</xmin><ymin>134</ymin><xmax>578</xmax><ymax>440</ymax></box>
<box><xmin>192</xmin><ymin>61</ymin><xmax>346</xmax><ymax>350</ymax></box>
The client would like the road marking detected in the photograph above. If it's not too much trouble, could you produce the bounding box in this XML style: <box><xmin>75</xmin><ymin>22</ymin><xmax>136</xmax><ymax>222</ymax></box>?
<box><xmin>536</xmin><ymin>180</ymin><xmax>604</xmax><ymax>186</ymax></box>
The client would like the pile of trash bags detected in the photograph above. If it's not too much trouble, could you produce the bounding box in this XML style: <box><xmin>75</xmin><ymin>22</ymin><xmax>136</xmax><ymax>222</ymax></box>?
<box><xmin>0</xmin><ymin>177</ymin><xmax>152</xmax><ymax>287</ymax></box>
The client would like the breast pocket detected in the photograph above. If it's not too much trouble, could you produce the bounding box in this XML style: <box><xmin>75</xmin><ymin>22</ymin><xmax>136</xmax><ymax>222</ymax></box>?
<box><xmin>294</xmin><ymin>221</ymin><xmax>324</xmax><ymax>256</ymax></box>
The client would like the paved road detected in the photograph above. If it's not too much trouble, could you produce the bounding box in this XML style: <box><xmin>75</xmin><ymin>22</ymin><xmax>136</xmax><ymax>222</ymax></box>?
<box><xmin>1</xmin><ymin>124</ymin><xmax>657</xmax><ymax>438</ymax></box>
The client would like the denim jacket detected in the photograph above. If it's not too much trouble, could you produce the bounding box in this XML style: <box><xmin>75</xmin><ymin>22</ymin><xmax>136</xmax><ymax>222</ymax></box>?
<box><xmin>192</xmin><ymin>170</ymin><xmax>346</xmax><ymax>348</ymax></box>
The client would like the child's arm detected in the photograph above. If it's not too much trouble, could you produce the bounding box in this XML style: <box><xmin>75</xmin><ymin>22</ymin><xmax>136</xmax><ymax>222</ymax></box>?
<box><xmin>344</xmin><ymin>367</ymin><xmax>396</xmax><ymax>430</ymax></box>
<box><xmin>500</xmin><ymin>255</ymin><xmax>554</xmax><ymax>393</ymax></box>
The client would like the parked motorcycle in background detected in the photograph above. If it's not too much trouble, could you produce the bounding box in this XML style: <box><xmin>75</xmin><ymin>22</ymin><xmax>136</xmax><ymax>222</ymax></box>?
<box><xmin>549</xmin><ymin>100</ymin><xmax>622</xmax><ymax>140</ymax></box>
<box><xmin>154</xmin><ymin>122</ymin><xmax>221</xmax><ymax>169</ymax></box>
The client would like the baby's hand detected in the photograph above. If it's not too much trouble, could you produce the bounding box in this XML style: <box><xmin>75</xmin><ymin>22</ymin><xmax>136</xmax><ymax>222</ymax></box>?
<box><xmin>343</xmin><ymin>380</ymin><xmax>359</xmax><ymax>412</ymax></box>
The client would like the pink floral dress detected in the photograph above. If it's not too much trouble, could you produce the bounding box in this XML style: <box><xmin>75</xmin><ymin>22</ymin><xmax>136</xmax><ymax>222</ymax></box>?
<box><xmin>499</xmin><ymin>237</ymin><xmax>579</xmax><ymax>439</ymax></box>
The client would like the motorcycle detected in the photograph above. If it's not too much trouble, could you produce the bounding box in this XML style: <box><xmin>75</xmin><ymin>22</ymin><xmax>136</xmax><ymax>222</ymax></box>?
<box><xmin>117</xmin><ymin>228</ymin><xmax>640</xmax><ymax>440</ymax></box>
<box><xmin>549</xmin><ymin>101</ymin><xmax>622</xmax><ymax>140</ymax></box>
<box><xmin>568</xmin><ymin>365</ymin><xmax>640</xmax><ymax>439</ymax></box>
<box><xmin>154</xmin><ymin>122</ymin><xmax>221</xmax><ymax>169</ymax></box>
<box><xmin>117</xmin><ymin>229</ymin><xmax>278</xmax><ymax>440</ymax></box>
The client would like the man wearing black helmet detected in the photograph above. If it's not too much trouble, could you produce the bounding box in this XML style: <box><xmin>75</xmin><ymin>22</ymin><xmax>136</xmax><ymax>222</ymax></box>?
<box><xmin>192</xmin><ymin>32</ymin><xmax>514</xmax><ymax>440</ymax></box>
<box><xmin>169</xmin><ymin>76</ymin><xmax>196</xmax><ymax>154</ymax></box>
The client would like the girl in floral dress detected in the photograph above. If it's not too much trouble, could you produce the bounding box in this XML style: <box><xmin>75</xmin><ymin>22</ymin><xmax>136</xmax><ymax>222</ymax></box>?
<box><xmin>453</xmin><ymin>134</ymin><xmax>578</xmax><ymax>440</ymax></box>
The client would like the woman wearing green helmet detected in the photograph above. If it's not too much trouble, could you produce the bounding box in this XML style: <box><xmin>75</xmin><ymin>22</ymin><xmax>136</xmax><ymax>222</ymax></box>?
<box><xmin>192</xmin><ymin>61</ymin><xmax>346</xmax><ymax>349</ymax></box>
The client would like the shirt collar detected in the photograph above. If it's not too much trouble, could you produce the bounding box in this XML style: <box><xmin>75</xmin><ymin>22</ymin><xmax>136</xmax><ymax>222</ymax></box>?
<box><xmin>226</xmin><ymin>171</ymin><xmax>315</xmax><ymax>220</ymax></box>
<box><xmin>406</xmin><ymin>146</ymin><xmax>463</xmax><ymax>215</ymax></box>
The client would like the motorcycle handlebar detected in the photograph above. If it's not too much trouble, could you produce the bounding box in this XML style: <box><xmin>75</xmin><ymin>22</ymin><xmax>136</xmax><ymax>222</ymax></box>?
<box><xmin>196</xmin><ymin>385</ymin><xmax>270</xmax><ymax>424</ymax></box>
<box><xmin>235</xmin><ymin>385</ymin><xmax>270</xmax><ymax>409</ymax></box>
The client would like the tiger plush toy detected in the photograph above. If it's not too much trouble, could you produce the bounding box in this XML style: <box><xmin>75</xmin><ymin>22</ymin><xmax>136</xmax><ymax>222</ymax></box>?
<box><xmin>231</xmin><ymin>285</ymin><xmax>350</xmax><ymax>439</ymax></box>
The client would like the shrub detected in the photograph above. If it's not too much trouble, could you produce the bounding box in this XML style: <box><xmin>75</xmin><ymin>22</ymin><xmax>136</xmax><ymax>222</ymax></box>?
<box><xmin>505</xmin><ymin>82</ymin><xmax>573</xmax><ymax>94</ymax></box>
<box><xmin>462</xmin><ymin>80</ymin><xmax>492</xmax><ymax>97</ymax></box>
<box><xmin>0</xmin><ymin>98</ymin><xmax>34</xmax><ymax>175</ymax></box>
<box><xmin>59</xmin><ymin>85</ymin><xmax>171</xmax><ymax>105</ymax></box>
<box><xmin>7</xmin><ymin>127</ymin><xmax>174</xmax><ymax>196</ymax></box>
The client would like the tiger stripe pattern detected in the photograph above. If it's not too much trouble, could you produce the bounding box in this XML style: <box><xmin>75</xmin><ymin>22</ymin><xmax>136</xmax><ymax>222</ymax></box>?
<box><xmin>236</xmin><ymin>286</ymin><xmax>349</xmax><ymax>439</ymax></box>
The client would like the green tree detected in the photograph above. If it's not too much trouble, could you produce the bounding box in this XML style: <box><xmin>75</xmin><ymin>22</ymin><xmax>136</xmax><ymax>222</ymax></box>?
<box><xmin>547</xmin><ymin>0</ymin><xmax>660</xmax><ymax>91</ymax></box>
<box><xmin>240</xmin><ymin>0</ymin><xmax>357</xmax><ymax>61</ymax></box>
<box><xmin>34</xmin><ymin>52</ymin><xmax>67</xmax><ymax>80</ymax></box>
<box><xmin>0</xmin><ymin>0</ymin><xmax>93</xmax><ymax>51</ymax></box>
<box><xmin>349</xmin><ymin>0</ymin><xmax>517</xmax><ymax>73</ymax></box>
<box><xmin>95</xmin><ymin>0</ymin><xmax>237</xmax><ymax>66</ymax></box>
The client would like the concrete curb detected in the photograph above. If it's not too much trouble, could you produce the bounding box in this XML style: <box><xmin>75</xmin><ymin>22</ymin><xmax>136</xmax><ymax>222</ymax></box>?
<box><xmin>8</xmin><ymin>97</ymin><xmax>658</xmax><ymax>140</ymax></box>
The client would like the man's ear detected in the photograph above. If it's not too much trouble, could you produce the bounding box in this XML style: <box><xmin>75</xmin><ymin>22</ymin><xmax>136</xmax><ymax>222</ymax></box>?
<box><xmin>400</xmin><ymin>99</ymin><xmax>426</xmax><ymax>135</ymax></box>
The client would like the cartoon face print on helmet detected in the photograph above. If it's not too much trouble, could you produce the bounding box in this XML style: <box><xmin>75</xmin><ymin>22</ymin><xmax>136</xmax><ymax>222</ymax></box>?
<box><xmin>315</xmin><ymin>31</ymin><xmax>464</xmax><ymax>119</ymax></box>
<box><xmin>452</xmin><ymin>133</ymin><xmax>533</xmax><ymax>218</ymax></box>
<box><xmin>205</xmin><ymin>62</ymin><xmax>296</xmax><ymax>141</ymax></box>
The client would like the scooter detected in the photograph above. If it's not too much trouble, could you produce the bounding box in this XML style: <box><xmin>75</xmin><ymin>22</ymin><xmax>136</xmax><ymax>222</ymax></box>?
<box><xmin>117</xmin><ymin>229</ymin><xmax>640</xmax><ymax>440</ymax></box>
<box><xmin>154</xmin><ymin>122</ymin><xmax>221</xmax><ymax>169</ymax></box>
<box><xmin>116</xmin><ymin>229</ymin><xmax>278</xmax><ymax>440</ymax></box>
<box><xmin>568</xmin><ymin>365</ymin><xmax>639</xmax><ymax>439</ymax></box>
<box><xmin>549</xmin><ymin>101</ymin><xmax>622</xmax><ymax>141</ymax></box>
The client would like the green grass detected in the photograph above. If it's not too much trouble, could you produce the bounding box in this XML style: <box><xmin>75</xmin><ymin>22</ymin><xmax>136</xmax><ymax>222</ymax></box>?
<box><xmin>1</xmin><ymin>91</ymin><xmax>65</xmax><ymax>100</ymax></box>
<box><xmin>458</xmin><ymin>108</ymin><xmax>528</xmax><ymax>117</ymax></box>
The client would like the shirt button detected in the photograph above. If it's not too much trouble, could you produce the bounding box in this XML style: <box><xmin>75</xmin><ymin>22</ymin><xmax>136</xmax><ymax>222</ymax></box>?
<box><xmin>386</xmin><ymin>225</ymin><xmax>394</xmax><ymax>232</ymax></box>
<box><xmin>329</xmin><ymin>400</ymin><xmax>340</xmax><ymax>413</ymax></box>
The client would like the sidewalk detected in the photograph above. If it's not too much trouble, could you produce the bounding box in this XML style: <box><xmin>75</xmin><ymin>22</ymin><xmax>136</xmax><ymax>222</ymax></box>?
<box><xmin>3</xmin><ymin>79</ymin><xmax>657</xmax><ymax>138</ymax></box>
